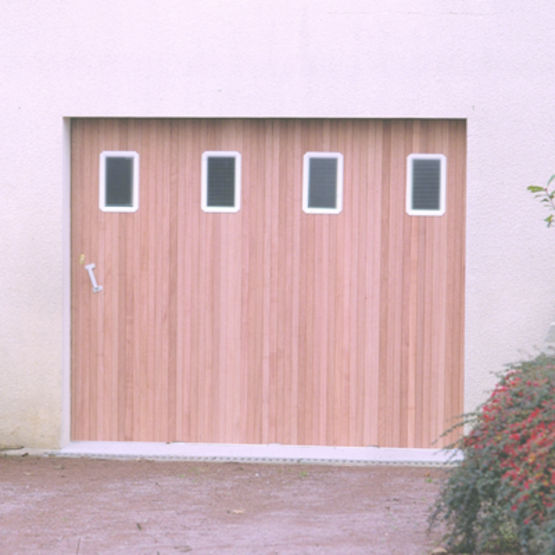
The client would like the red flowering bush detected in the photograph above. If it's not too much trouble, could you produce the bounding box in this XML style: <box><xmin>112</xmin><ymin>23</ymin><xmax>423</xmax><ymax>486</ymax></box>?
<box><xmin>430</xmin><ymin>353</ymin><xmax>555</xmax><ymax>553</ymax></box>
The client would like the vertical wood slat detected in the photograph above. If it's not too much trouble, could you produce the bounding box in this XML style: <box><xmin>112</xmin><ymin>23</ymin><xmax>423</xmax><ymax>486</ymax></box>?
<box><xmin>71</xmin><ymin>118</ymin><xmax>466</xmax><ymax>448</ymax></box>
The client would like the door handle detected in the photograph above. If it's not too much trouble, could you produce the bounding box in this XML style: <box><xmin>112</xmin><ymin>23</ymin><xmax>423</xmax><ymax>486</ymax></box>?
<box><xmin>84</xmin><ymin>263</ymin><xmax>103</xmax><ymax>293</ymax></box>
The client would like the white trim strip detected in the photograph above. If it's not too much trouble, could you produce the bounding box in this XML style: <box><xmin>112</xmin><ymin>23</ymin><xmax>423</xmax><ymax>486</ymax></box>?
<box><xmin>54</xmin><ymin>441</ymin><xmax>462</xmax><ymax>466</ymax></box>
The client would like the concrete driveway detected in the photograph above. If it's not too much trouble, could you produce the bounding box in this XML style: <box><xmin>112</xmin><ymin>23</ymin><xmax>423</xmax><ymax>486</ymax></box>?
<box><xmin>0</xmin><ymin>455</ymin><xmax>446</xmax><ymax>554</ymax></box>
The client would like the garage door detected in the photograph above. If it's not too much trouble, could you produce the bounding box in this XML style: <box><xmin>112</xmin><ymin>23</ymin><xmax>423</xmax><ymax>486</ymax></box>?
<box><xmin>71</xmin><ymin>118</ymin><xmax>466</xmax><ymax>447</ymax></box>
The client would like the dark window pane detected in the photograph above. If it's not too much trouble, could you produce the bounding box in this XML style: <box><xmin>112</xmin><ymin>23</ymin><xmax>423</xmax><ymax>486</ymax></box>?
<box><xmin>105</xmin><ymin>157</ymin><xmax>133</xmax><ymax>207</ymax></box>
<box><xmin>412</xmin><ymin>158</ymin><xmax>441</xmax><ymax>210</ymax></box>
<box><xmin>207</xmin><ymin>157</ymin><xmax>235</xmax><ymax>207</ymax></box>
<box><xmin>308</xmin><ymin>158</ymin><xmax>337</xmax><ymax>209</ymax></box>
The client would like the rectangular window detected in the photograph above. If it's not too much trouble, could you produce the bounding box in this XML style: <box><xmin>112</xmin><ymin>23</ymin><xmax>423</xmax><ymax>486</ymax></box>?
<box><xmin>99</xmin><ymin>151</ymin><xmax>139</xmax><ymax>212</ymax></box>
<box><xmin>201</xmin><ymin>151</ymin><xmax>241</xmax><ymax>212</ymax></box>
<box><xmin>406</xmin><ymin>154</ymin><xmax>446</xmax><ymax>216</ymax></box>
<box><xmin>303</xmin><ymin>152</ymin><xmax>343</xmax><ymax>214</ymax></box>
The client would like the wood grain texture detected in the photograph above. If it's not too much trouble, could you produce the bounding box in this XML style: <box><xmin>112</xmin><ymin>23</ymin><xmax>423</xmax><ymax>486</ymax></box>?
<box><xmin>71</xmin><ymin>118</ymin><xmax>466</xmax><ymax>447</ymax></box>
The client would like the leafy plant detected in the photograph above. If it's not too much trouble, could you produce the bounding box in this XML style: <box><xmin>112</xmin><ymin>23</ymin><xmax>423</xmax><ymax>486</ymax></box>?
<box><xmin>430</xmin><ymin>353</ymin><xmax>555</xmax><ymax>554</ymax></box>
<box><xmin>528</xmin><ymin>175</ymin><xmax>555</xmax><ymax>227</ymax></box>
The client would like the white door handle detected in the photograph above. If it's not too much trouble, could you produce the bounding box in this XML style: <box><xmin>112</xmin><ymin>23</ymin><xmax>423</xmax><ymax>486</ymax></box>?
<box><xmin>85</xmin><ymin>263</ymin><xmax>103</xmax><ymax>293</ymax></box>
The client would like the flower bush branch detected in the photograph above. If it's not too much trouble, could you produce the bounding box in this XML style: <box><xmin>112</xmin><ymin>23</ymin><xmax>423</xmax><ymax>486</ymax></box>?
<box><xmin>528</xmin><ymin>174</ymin><xmax>555</xmax><ymax>227</ymax></box>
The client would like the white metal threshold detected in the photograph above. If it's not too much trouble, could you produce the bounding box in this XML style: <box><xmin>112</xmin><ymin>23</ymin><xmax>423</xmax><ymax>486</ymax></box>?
<box><xmin>50</xmin><ymin>441</ymin><xmax>462</xmax><ymax>466</ymax></box>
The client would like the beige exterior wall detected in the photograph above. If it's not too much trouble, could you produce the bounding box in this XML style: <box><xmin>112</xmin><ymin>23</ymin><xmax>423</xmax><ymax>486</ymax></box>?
<box><xmin>1</xmin><ymin>0</ymin><xmax>555</xmax><ymax>448</ymax></box>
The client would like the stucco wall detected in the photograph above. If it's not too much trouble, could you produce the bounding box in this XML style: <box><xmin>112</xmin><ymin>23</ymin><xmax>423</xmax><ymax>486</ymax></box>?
<box><xmin>2</xmin><ymin>0</ymin><xmax>554</xmax><ymax>448</ymax></box>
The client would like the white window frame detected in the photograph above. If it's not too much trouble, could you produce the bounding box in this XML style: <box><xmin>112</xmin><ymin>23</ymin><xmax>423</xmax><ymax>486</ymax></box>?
<box><xmin>302</xmin><ymin>152</ymin><xmax>344</xmax><ymax>214</ymax></box>
<box><xmin>406</xmin><ymin>153</ymin><xmax>446</xmax><ymax>216</ymax></box>
<box><xmin>201</xmin><ymin>151</ymin><xmax>241</xmax><ymax>213</ymax></box>
<box><xmin>99</xmin><ymin>151</ymin><xmax>139</xmax><ymax>213</ymax></box>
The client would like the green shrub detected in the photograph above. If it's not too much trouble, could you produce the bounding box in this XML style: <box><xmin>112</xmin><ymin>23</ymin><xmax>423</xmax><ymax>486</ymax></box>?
<box><xmin>430</xmin><ymin>353</ymin><xmax>555</xmax><ymax>554</ymax></box>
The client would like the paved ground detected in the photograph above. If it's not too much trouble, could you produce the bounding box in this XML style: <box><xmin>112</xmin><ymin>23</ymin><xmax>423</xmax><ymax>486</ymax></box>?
<box><xmin>0</xmin><ymin>455</ymin><xmax>447</xmax><ymax>554</ymax></box>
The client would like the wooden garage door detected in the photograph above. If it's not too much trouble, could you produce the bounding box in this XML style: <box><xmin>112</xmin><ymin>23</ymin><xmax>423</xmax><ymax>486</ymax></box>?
<box><xmin>71</xmin><ymin>118</ymin><xmax>465</xmax><ymax>447</ymax></box>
